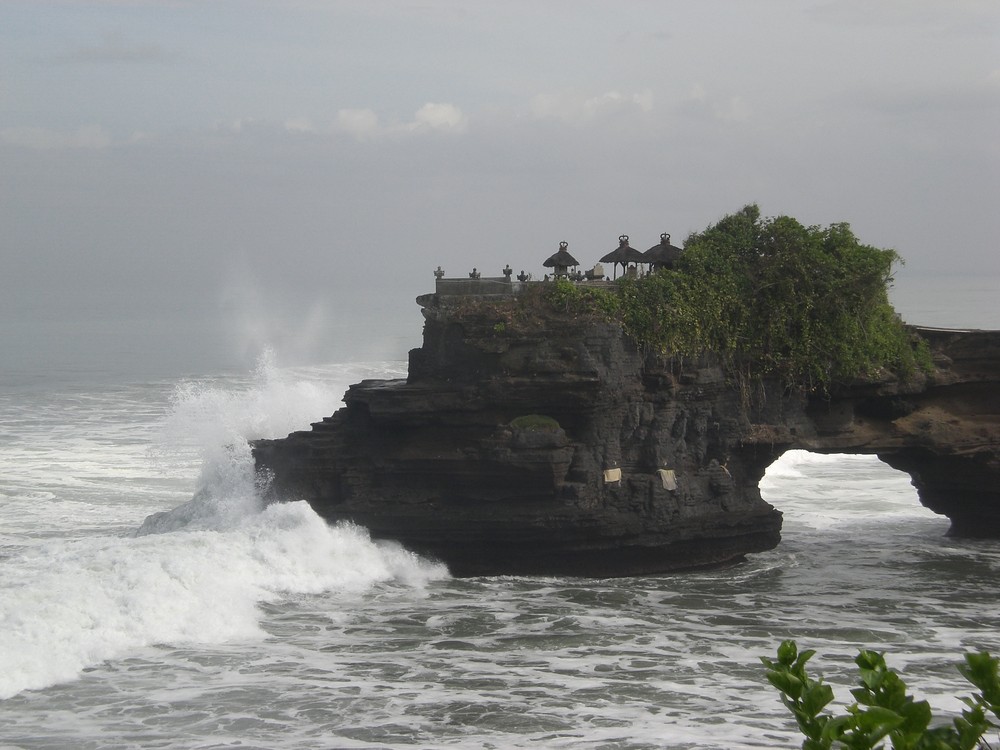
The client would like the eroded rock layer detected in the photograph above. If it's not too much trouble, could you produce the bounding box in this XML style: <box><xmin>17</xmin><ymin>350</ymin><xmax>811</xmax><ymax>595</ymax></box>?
<box><xmin>253</xmin><ymin>294</ymin><xmax>1000</xmax><ymax>576</ymax></box>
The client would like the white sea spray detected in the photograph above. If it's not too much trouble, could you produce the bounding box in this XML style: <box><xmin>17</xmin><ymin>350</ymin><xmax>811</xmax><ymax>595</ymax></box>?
<box><xmin>0</xmin><ymin>354</ymin><xmax>443</xmax><ymax>701</ymax></box>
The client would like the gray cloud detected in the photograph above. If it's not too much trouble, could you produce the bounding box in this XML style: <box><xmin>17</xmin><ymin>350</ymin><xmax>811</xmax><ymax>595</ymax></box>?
<box><xmin>807</xmin><ymin>0</ymin><xmax>999</xmax><ymax>35</ymax></box>
<box><xmin>0</xmin><ymin>124</ymin><xmax>111</xmax><ymax>149</ymax></box>
<box><xmin>851</xmin><ymin>77</ymin><xmax>1000</xmax><ymax>117</ymax></box>
<box><xmin>59</xmin><ymin>32</ymin><xmax>174</xmax><ymax>64</ymax></box>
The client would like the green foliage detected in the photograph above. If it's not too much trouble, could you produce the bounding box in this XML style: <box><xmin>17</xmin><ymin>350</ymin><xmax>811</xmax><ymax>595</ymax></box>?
<box><xmin>614</xmin><ymin>205</ymin><xmax>926</xmax><ymax>392</ymax></box>
<box><xmin>537</xmin><ymin>205</ymin><xmax>928</xmax><ymax>394</ymax></box>
<box><xmin>762</xmin><ymin>640</ymin><xmax>1000</xmax><ymax>749</ymax></box>
<box><xmin>509</xmin><ymin>414</ymin><xmax>561</xmax><ymax>432</ymax></box>
<box><xmin>546</xmin><ymin>277</ymin><xmax>582</xmax><ymax>310</ymax></box>
<box><xmin>545</xmin><ymin>277</ymin><xmax>621</xmax><ymax>319</ymax></box>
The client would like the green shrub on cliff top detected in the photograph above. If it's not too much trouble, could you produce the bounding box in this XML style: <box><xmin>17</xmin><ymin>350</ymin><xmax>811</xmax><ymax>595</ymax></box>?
<box><xmin>547</xmin><ymin>276</ymin><xmax>621</xmax><ymax>318</ymax></box>
<box><xmin>552</xmin><ymin>204</ymin><xmax>925</xmax><ymax>393</ymax></box>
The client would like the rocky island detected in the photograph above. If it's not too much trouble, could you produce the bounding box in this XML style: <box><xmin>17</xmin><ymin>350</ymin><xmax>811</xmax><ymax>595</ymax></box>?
<box><xmin>253</xmin><ymin>207</ymin><xmax>1000</xmax><ymax>576</ymax></box>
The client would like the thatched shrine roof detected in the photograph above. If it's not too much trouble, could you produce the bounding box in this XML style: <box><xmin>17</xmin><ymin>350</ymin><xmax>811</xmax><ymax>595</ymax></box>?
<box><xmin>599</xmin><ymin>235</ymin><xmax>646</xmax><ymax>266</ymax></box>
<box><xmin>643</xmin><ymin>233</ymin><xmax>683</xmax><ymax>269</ymax></box>
<box><xmin>543</xmin><ymin>241</ymin><xmax>580</xmax><ymax>268</ymax></box>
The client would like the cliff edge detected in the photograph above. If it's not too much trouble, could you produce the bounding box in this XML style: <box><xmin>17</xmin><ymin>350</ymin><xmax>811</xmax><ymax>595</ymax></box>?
<box><xmin>252</xmin><ymin>287</ymin><xmax>1000</xmax><ymax>577</ymax></box>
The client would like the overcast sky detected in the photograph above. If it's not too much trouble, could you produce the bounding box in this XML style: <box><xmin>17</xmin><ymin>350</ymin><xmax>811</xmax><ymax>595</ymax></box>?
<box><xmin>2</xmin><ymin>1</ymin><xmax>998</xmax><ymax>348</ymax></box>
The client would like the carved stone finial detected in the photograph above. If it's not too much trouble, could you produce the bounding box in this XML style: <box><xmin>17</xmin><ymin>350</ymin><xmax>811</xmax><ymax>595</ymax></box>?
<box><xmin>434</xmin><ymin>266</ymin><xmax>445</xmax><ymax>280</ymax></box>
<box><xmin>619</xmin><ymin>234</ymin><xmax>629</xmax><ymax>245</ymax></box>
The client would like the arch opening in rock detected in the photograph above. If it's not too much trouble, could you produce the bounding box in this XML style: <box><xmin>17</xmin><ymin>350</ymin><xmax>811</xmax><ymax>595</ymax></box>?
<box><xmin>760</xmin><ymin>450</ymin><xmax>947</xmax><ymax>536</ymax></box>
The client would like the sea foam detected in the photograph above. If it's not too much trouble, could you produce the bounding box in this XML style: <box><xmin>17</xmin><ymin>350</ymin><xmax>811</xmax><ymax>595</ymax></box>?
<box><xmin>0</xmin><ymin>353</ymin><xmax>445</xmax><ymax>700</ymax></box>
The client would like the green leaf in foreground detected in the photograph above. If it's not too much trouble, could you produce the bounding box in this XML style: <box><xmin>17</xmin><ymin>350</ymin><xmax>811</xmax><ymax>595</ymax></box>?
<box><xmin>763</xmin><ymin>642</ymin><xmax>1000</xmax><ymax>749</ymax></box>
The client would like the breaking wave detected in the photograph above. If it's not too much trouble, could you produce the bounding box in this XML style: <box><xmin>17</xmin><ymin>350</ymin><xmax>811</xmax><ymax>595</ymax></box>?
<box><xmin>0</xmin><ymin>353</ymin><xmax>445</xmax><ymax>700</ymax></box>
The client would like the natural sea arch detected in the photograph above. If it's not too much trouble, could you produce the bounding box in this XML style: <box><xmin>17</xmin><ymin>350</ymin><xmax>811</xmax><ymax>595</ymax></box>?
<box><xmin>760</xmin><ymin>450</ymin><xmax>944</xmax><ymax>534</ymax></box>
<box><xmin>730</xmin><ymin>327</ymin><xmax>1000</xmax><ymax>540</ymax></box>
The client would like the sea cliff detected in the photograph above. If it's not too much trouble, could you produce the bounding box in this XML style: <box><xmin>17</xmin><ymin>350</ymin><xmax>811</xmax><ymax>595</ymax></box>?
<box><xmin>252</xmin><ymin>286</ymin><xmax>1000</xmax><ymax>576</ymax></box>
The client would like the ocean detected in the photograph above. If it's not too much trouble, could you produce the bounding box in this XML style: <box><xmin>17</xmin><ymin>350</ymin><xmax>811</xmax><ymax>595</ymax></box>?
<box><xmin>1</xmin><ymin>275</ymin><xmax>998</xmax><ymax>749</ymax></box>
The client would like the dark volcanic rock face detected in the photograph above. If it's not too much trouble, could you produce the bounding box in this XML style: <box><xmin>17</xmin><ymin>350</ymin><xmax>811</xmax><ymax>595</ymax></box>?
<box><xmin>253</xmin><ymin>293</ymin><xmax>1000</xmax><ymax>576</ymax></box>
<box><xmin>253</xmin><ymin>294</ymin><xmax>784</xmax><ymax>576</ymax></box>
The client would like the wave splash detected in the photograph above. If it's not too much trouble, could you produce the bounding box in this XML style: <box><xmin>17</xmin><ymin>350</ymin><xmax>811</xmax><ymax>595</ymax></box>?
<box><xmin>139</xmin><ymin>348</ymin><xmax>339</xmax><ymax>533</ymax></box>
<box><xmin>0</xmin><ymin>352</ymin><xmax>445</xmax><ymax>700</ymax></box>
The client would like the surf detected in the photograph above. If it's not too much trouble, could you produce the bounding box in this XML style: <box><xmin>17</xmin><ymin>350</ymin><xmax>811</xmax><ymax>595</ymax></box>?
<box><xmin>0</xmin><ymin>352</ymin><xmax>445</xmax><ymax>700</ymax></box>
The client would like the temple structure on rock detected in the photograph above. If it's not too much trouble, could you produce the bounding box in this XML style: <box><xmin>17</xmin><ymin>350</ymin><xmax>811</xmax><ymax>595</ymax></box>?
<box><xmin>433</xmin><ymin>232</ymin><xmax>683</xmax><ymax>294</ymax></box>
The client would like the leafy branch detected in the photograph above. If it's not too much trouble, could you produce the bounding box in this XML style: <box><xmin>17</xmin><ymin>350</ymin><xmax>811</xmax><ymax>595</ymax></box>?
<box><xmin>762</xmin><ymin>640</ymin><xmax>1000</xmax><ymax>749</ymax></box>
